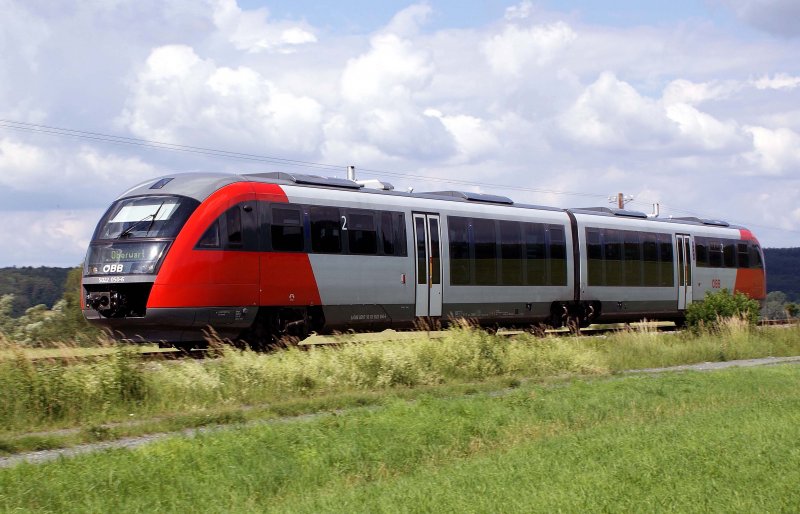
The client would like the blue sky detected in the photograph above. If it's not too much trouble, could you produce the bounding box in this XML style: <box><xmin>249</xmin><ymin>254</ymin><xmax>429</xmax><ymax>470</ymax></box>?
<box><xmin>0</xmin><ymin>0</ymin><xmax>799</xmax><ymax>265</ymax></box>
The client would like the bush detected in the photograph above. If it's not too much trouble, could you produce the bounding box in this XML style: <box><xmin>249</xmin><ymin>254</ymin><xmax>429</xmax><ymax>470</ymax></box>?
<box><xmin>685</xmin><ymin>289</ymin><xmax>760</xmax><ymax>331</ymax></box>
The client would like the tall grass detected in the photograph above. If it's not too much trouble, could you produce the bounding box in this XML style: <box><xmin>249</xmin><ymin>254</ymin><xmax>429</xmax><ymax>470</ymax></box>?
<box><xmin>2</xmin><ymin>321</ymin><xmax>800</xmax><ymax>433</ymax></box>
<box><xmin>2</xmin><ymin>366</ymin><xmax>800</xmax><ymax>512</ymax></box>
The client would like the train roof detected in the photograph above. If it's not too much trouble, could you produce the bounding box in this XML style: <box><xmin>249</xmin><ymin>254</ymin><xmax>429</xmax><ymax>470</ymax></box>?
<box><xmin>117</xmin><ymin>171</ymin><xmax>744</xmax><ymax>231</ymax></box>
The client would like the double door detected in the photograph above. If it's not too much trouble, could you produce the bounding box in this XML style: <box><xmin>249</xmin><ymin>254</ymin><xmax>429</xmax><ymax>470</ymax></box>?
<box><xmin>413</xmin><ymin>213</ymin><xmax>442</xmax><ymax>317</ymax></box>
<box><xmin>676</xmin><ymin>233</ymin><xmax>693</xmax><ymax>310</ymax></box>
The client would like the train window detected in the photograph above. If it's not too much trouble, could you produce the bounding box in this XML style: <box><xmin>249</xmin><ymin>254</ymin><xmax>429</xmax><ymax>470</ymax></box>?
<box><xmin>586</xmin><ymin>228</ymin><xmax>603</xmax><ymax>286</ymax></box>
<box><xmin>623</xmin><ymin>230</ymin><xmax>642</xmax><ymax>287</ymax></box>
<box><xmin>473</xmin><ymin>218</ymin><xmax>497</xmax><ymax>285</ymax></box>
<box><xmin>695</xmin><ymin>237</ymin><xmax>708</xmax><ymax>267</ymax></box>
<box><xmin>750</xmin><ymin>243</ymin><xmax>764</xmax><ymax>269</ymax></box>
<box><xmin>271</xmin><ymin>206</ymin><xmax>304</xmax><ymax>252</ymax></box>
<box><xmin>737</xmin><ymin>242</ymin><xmax>750</xmax><ymax>268</ymax></box>
<box><xmin>658</xmin><ymin>233</ymin><xmax>674</xmax><ymax>286</ymax></box>
<box><xmin>226</xmin><ymin>206</ymin><xmax>242</xmax><ymax>247</ymax></box>
<box><xmin>524</xmin><ymin>223</ymin><xmax>547</xmax><ymax>286</ymax></box>
<box><xmin>548</xmin><ymin>225</ymin><xmax>567</xmax><ymax>286</ymax></box>
<box><xmin>310</xmin><ymin>206</ymin><xmax>341</xmax><ymax>254</ymax></box>
<box><xmin>197</xmin><ymin>220</ymin><xmax>220</xmax><ymax>248</ymax></box>
<box><xmin>381</xmin><ymin>212</ymin><xmax>395</xmax><ymax>255</ymax></box>
<box><xmin>603</xmin><ymin>229</ymin><xmax>623</xmax><ymax>287</ymax></box>
<box><xmin>94</xmin><ymin>195</ymin><xmax>200</xmax><ymax>241</ymax></box>
<box><xmin>380</xmin><ymin>211</ymin><xmax>407</xmax><ymax>257</ymax></box>
<box><xmin>708</xmin><ymin>239</ymin><xmax>723</xmax><ymax>268</ymax></box>
<box><xmin>348</xmin><ymin>211</ymin><xmax>377</xmax><ymax>255</ymax></box>
<box><xmin>448</xmin><ymin>216</ymin><xmax>472</xmax><ymax>285</ymax></box>
<box><xmin>723</xmin><ymin>240</ymin><xmax>736</xmax><ymax>267</ymax></box>
<box><xmin>642</xmin><ymin>232</ymin><xmax>659</xmax><ymax>287</ymax></box>
<box><xmin>394</xmin><ymin>213</ymin><xmax>407</xmax><ymax>257</ymax></box>
<box><xmin>416</xmin><ymin>217</ymin><xmax>426</xmax><ymax>285</ymax></box>
<box><xmin>430</xmin><ymin>218</ymin><xmax>441</xmax><ymax>285</ymax></box>
<box><xmin>499</xmin><ymin>221</ymin><xmax>523</xmax><ymax>286</ymax></box>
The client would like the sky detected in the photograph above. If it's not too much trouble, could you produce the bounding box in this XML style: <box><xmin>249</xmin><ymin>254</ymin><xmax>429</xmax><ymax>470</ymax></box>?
<box><xmin>1</xmin><ymin>0</ymin><xmax>799</xmax><ymax>267</ymax></box>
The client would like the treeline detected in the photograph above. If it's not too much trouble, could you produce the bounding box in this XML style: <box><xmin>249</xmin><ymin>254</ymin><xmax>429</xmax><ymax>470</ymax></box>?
<box><xmin>0</xmin><ymin>266</ymin><xmax>72</xmax><ymax>317</ymax></box>
<box><xmin>0</xmin><ymin>267</ymin><xmax>100</xmax><ymax>346</ymax></box>
<box><xmin>762</xmin><ymin>248</ymin><xmax>800</xmax><ymax>302</ymax></box>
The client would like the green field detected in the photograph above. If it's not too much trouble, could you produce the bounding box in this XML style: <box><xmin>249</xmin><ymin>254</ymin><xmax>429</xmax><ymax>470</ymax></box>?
<box><xmin>1</xmin><ymin>365</ymin><xmax>799</xmax><ymax>512</ymax></box>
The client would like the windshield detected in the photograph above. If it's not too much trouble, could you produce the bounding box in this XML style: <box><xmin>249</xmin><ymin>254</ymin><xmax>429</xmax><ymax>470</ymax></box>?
<box><xmin>93</xmin><ymin>195</ymin><xmax>199</xmax><ymax>240</ymax></box>
<box><xmin>85</xmin><ymin>241</ymin><xmax>170</xmax><ymax>276</ymax></box>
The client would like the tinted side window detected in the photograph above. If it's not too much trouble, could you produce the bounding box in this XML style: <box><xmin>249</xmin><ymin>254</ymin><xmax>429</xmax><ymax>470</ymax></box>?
<box><xmin>723</xmin><ymin>240</ymin><xmax>736</xmax><ymax>267</ymax></box>
<box><xmin>348</xmin><ymin>211</ymin><xmax>377</xmax><ymax>255</ymax></box>
<box><xmin>226</xmin><ymin>206</ymin><xmax>242</xmax><ymax>247</ymax></box>
<box><xmin>642</xmin><ymin>232</ymin><xmax>659</xmax><ymax>287</ymax></box>
<box><xmin>708</xmin><ymin>239</ymin><xmax>723</xmax><ymax>268</ymax></box>
<box><xmin>499</xmin><ymin>221</ymin><xmax>522</xmax><ymax>286</ymax></box>
<box><xmin>448</xmin><ymin>216</ymin><xmax>472</xmax><ymax>285</ymax></box>
<box><xmin>381</xmin><ymin>212</ymin><xmax>395</xmax><ymax>255</ymax></box>
<box><xmin>548</xmin><ymin>225</ymin><xmax>567</xmax><ymax>286</ymax></box>
<box><xmin>473</xmin><ymin>218</ymin><xmax>497</xmax><ymax>285</ymax></box>
<box><xmin>586</xmin><ymin>228</ymin><xmax>603</xmax><ymax>286</ymax></box>
<box><xmin>603</xmin><ymin>229</ymin><xmax>623</xmax><ymax>287</ymax></box>
<box><xmin>737</xmin><ymin>242</ymin><xmax>749</xmax><ymax>268</ymax></box>
<box><xmin>658</xmin><ymin>233</ymin><xmax>674</xmax><ymax>286</ymax></box>
<box><xmin>271</xmin><ymin>206</ymin><xmax>304</xmax><ymax>252</ymax></box>
<box><xmin>310</xmin><ymin>206</ymin><xmax>341</xmax><ymax>254</ymax></box>
<box><xmin>623</xmin><ymin>230</ymin><xmax>642</xmax><ymax>287</ymax></box>
<box><xmin>394</xmin><ymin>213</ymin><xmax>407</xmax><ymax>257</ymax></box>
<box><xmin>524</xmin><ymin>223</ymin><xmax>547</xmax><ymax>286</ymax></box>
<box><xmin>380</xmin><ymin>211</ymin><xmax>407</xmax><ymax>257</ymax></box>
<box><xmin>750</xmin><ymin>243</ymin><xmax>763</xmax><ymax>269</ymax></box>
<box><xmin>695</xmin><ymin>237</ymin><xmax>708</xmax><ymax>267</ymax></box>
<box><xmin>197</xmin><ymin>220</ymin><xmax>220</xmax><ymax>248</ymax></box>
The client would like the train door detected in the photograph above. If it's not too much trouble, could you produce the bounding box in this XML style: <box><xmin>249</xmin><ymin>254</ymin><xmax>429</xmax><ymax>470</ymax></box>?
<box><xmin>413</xmin><ymin>213</ymin><xmax>442</xmax><ymax>317</ymax></box>
<box><xmin>676</xmin><ymin>233</ymin><xmax>693</xmax><ymax>310</ymax></box>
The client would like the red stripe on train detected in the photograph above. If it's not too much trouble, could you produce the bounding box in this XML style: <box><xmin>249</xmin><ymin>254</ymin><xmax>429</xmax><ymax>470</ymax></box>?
<box><xmin>147</xmin><ymin>182</ymin><xmax>321</xmax><ymax>308</ymax></box>
<box><xmin>734</xmin><ymin>228</ymin><xmax>766</xmax><ymax>300</ymax></box>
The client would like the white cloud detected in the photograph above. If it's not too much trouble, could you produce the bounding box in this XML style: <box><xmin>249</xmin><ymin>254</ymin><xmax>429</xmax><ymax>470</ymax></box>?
<box><xmin>120</xmin><ymin>44</ymin><xmax>324</xmax><ymax>155</ymax></box>
<box><xmin>483</xmin><ymin>21</ymin><xmax>577</xmax><ymax>76</ymax></box>
<box><xmin>744</xmin><ymin>126</ymin><xmax>800</xmax><ymax>173</ymax></box>
<box><xmin>0</xmin><ymin>139</ymin><xmax>51</xmax><ymax>188</ymax></box>
<box><xmin>558</xmin><ymin>72</ymin><xmax>674</xmax><ymax>148</ymax></box>
<box><xmin>664</xmin><ymin>103</ymin><xmax>743</xmax><ymax>151</ymax></box>
<box><xmin>661</xmin><ymin>79</ymin><xmax>739</xmax><ymax>106</ymax></box>
<box><xmin>752</xmin><ymin>73</ymin><xmax>800</xmax><ymax>90</ymax></box>
<box><xmin>340</xmin><ymin>33</ymin><xmax>435</xmax><ymax>105</ymax></box>
<box><xmin>425</xmin><ymin>109</ymin><xmax>501</xmax><ymax>163</ymax></box>
<box><xmin>211</xmin><ymin>0</ymin><xmax>316</xmax><ymax>53</ymax></box>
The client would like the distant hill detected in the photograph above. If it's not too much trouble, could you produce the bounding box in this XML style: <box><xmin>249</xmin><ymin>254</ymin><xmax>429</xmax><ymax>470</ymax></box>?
<box><xmin>0</xmin><ymin>267</ymin><xmax>72</xmax><ymax>317</ymax></box>
<box><xmin>763</xmin><ymin>248</ymin><xmax>800</xmax><ymax>302</ymax></box>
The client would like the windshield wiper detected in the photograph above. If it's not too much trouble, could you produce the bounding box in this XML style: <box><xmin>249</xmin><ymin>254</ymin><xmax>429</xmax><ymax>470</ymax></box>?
<box><xmin>117</xmin><ymin>214</ymin><xmax>155</xmax><ymax>239</ymax></box>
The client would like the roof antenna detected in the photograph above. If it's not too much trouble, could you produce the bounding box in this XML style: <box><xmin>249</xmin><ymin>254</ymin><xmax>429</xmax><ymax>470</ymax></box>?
<box><xmin>347</xmin><ymin>165</ymin><xmax>356</xmax><ymax>181</ymax></box>
<box><xmin>647</xmin><ymin>203</ymin><xmax>660</xmax><ymax>218</ymax></box>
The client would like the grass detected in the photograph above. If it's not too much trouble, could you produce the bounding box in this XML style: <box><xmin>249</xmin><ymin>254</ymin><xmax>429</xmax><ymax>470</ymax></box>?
<box><xmin>1</xmin><ymin>365</ymin><xmax>799</xmax><ymax>512</ymax></box>
<box><xmin>1</xmin><ymin>321</ymin><xmax>800</xmax><ymax>442</ymax></box>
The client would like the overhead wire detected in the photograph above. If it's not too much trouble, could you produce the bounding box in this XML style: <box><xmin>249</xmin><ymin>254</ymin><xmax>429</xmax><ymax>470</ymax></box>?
<box><xmin>0</xmin><ymin>119</ymin><xmax>608</xmax><ymax>200</ymax></box>
<box><xmin>1</xmin><ymin>118</ymin><xmax>795</xmax><ymax>236</ymax></box>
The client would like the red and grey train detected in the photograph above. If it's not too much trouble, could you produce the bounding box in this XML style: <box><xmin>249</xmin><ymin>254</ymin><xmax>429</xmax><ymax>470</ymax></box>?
<box><xmin>82</xmin><ymin>172</ymin><xmax>766</xmax><ymax>347</ymax></box>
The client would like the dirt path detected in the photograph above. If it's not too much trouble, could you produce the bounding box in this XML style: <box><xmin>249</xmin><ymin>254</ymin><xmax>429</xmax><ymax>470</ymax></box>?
<box><xmin>3</xmin><ymin>354</ymin><xmax>800</xmax><ymax>469</ymax></box>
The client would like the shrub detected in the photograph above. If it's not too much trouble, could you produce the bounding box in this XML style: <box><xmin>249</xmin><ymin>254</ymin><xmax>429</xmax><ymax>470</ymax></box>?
<box><xmin>685</xmin><ymin>289</ymin><xmax>760</xmax><ymax>331</ymax></box>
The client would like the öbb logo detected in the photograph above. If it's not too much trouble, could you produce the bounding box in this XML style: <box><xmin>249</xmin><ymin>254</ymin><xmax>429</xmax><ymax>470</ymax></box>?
<box><xmin>103</xmin><ymin>264</ymin><xmax>124</xmax><ymax>273</ymax></box>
